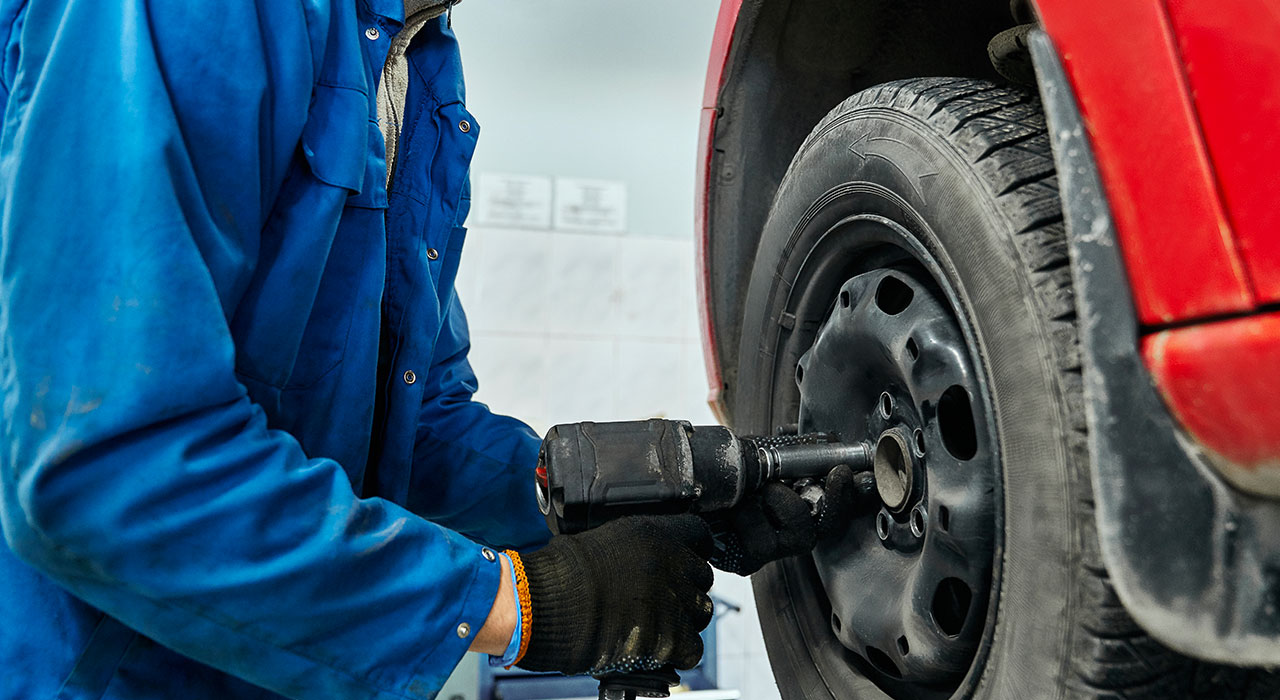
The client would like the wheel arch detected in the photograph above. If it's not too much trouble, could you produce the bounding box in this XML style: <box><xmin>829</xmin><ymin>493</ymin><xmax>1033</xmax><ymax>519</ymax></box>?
<box><xmin>699</xmin><ymin>0</ymin><xmax>1017</xmax><ymax>425</ymax></box>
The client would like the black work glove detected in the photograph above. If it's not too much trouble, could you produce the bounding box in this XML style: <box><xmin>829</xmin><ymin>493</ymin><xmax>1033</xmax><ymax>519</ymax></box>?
<box><xmin>706</xmin><ymin>465</ymin><xmax>877</xmax><ymax>576</ymax></box>
<box><xmin>517</xmin><ymin>514</ymin><xmax>715</xmax><ymax>676</ymax></box>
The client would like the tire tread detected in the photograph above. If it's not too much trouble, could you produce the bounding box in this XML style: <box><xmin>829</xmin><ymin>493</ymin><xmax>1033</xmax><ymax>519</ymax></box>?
<box><xmin>828</xmin><ymin>78</ymin><xmax>1273</xmax><ymax>699</ymax></box>
<box><xmin>763</xmin><ymin>76</ymin><xmax>1274</xmax><ymax>700</ymax></box>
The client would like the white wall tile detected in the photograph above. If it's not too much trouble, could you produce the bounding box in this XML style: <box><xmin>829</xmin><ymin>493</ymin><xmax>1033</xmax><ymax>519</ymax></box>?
<box><xmin>544</xmin><ymin>337</ymin><xmax>617</xmax><ymax>426</ymax></box>
<box><xmin>467</xmin><ymin>228</ymin><xmax>552</xmax><ymax>334</ymax></box>
<box><xmin>546</xmin><ymin>232</ymin><xmax>618</xmax><ymax>336</ymax></box>
<box><xmin>716</xmin><ymin>653</ymin><xmax>748</xmax><ymax>696</ymax></box>
<box><xmin>467</xmin><ymin>332</ymin><xmax>550</xmax><ymax>431</ymax></box>
<box><xmin>712</xmin><ymin>598</ymin><xmax>750</xmax><ymax>659</ymax></box>
<box><xmin>614</xmin><ymin>340</ymin><xmax>683</xmax><ymax>421</ymax></box>
<box><xmin>453</xmin><ymin>226</ymin><xmax>485</xmax><ymax>312</ymax></box>
<box><xmin>614</xmin><ymin>237</ymin><xmax>690</xmax><ymax>339</ymax></box>
<box><xmin>743</xmin><ymin>661</ymin><xmax>783</xmax><ymax>700</ymax></box>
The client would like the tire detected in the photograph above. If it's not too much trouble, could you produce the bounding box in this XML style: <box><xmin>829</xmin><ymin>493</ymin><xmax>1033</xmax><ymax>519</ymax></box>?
<box><xmin>732</xmin><ymin>78</ymin><xmax>1279</xmax><ymax>699</ymax></box>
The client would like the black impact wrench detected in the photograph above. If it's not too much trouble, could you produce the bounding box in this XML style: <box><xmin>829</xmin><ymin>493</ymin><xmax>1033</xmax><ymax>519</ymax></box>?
<box><xmin>534</xmin><ymin>419</ymin><xmax>874</xmax><ymax>700</ymax></box>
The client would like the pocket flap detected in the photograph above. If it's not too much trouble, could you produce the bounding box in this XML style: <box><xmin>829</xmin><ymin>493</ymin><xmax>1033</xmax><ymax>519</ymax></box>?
<box><xmin>300</xmin><ymin>84</ymin><xmax>368</xmax><ymax>194</ymax></box>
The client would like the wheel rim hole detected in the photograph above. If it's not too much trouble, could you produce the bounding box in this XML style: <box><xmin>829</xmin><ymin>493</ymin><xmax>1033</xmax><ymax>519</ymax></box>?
<box><xmin>879</xmin><ymin>392</ymin><xmax>894</xmax><ymax>418</ymax></box>
<box><xmin>938</xmin><ymin>385</ymin><xmax>978</xmax><ymax>460</ymax></box>
<box><xmin>831</xmin><ymin>613</ymin><xmax>842</xmax><ymax>633</ymax></box>
<box><xmin>896</xmin><ymin>636</ymin><xmax>910</xmax><ymax>656</ymax></box>
<box><xmin>875</xmin><ymin>275</ymin><xmax>915</xmax><ymax>315</ymax></box>
<box><xmin>910</xmin><ymin>505</ymin><xmax>927</xmax><ymax>537</ymax></box>
<box><xmin>938</xmin><ymin>505</ymin><xmax>951</xmax><ymax>532</ymax></box>
<box><xmin>865</xmin><ymin>646</ymin><xmax>902</xmax><ymax>678</ymax></box>
<box><xmin>795</xmin><ymin>364</ymin><xmax>804</xmax><ymax>384</ymax></box>
<box><xmin>875</xmin><ymin>511</ymin><xmax>891</xmax><ymax>540</ymax></box>
<box><xmin>839</xmin><ymin>289</ymin><xmax>851</xmax><ymax>309</ymax></box>
<box><xmin>931</xmin><ymin>577</ymin><xmax>973</xmax><ymax>637</ymax></box>
<box><xmin>912</xmin><ymin>428</ymin><xmax>926</xmax><ymax>456</ymax></box>
<box><xmin>905</xmin><ymin>337</ymin><xmax>919</xmax><ymax>361</ymax></box>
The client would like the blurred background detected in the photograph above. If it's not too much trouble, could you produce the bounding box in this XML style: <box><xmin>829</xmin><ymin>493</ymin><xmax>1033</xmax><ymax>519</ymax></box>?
<box><xmin>437</xmin><ymin>1</ymin><xmax>782</xmax><ymax>699</ymax></box>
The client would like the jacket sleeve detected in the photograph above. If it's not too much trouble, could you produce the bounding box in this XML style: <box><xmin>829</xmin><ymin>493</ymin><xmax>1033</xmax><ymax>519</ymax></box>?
<box><xmin>409</xmin><ymin>294</ymin><xmax>554</xmax><ymax>552</ymax></box>
<box><xmin>0</xmin><ymin>3</ymin><xmax>499</xmax><ymax>699</ymax></box>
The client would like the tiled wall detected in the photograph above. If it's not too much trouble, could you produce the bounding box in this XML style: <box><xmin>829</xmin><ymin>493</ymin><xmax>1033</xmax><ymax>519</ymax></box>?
<box><xmin>453</xmin><ymin>225</ymin><xmax>781</xmax><ymax>699</ymax></box>
<box><xmin>456</xmin><ymin>227</ymin><xmax>716</xmax><ymax>434</ymax></box>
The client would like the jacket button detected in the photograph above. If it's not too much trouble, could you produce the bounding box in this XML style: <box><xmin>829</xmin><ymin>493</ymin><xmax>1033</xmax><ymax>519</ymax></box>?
<box><xmin>457</xmin><ymin>623</ymin><xmax>471</xmax><ymax>639</ymax></box>
<box><xmin>482</xmin><ymin>548</ymin><xmax>496</xmax><ymax>562</ymax></box>
<box><xmin>364</xmin><ymin>27</ymin><xmax>380</xmax><ymax>40</ymax></box>
<box><xmin>426</xmin><ymin>248</ymin><xmax>439</xmax><ymax>261</ymax></box>
<box><xmin>459</xmin><ymin>120</ymin><xmax>472</xmax><ymax>133</ymax></box>
<box><xmin>403</xmin><ymin>370</ymin><xmax>416</xmax><ymax>385</ymax></box>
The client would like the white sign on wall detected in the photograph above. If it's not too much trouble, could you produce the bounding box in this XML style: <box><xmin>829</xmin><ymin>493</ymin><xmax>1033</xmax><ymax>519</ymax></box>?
<box><xmin>472</xmin><ymin>173</ymin><xmax>554</xmax><ymax>229</ymax></box>
<box><xmin>554</xmin><ymin>178</ymin><xmax>628</xmax><ymax>234</ymax></box>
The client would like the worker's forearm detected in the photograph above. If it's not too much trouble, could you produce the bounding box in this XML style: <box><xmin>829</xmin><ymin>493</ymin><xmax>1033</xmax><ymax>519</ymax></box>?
<box><xmin>470</xmin><ymin>552</ymin><xmax>517</xmax><ymax>655</ymax></box>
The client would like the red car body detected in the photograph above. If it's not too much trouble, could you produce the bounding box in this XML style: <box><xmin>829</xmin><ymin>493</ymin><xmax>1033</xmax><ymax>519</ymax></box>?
<box><xmin>696</xmin><ymin>0</ymin><xmax>1280</xmax><ymax>664</ymax></box>
<box><xmin>1034</xmin><ymin>0</ymin><xmax>1280</xmax><ymax>485</ymax></box>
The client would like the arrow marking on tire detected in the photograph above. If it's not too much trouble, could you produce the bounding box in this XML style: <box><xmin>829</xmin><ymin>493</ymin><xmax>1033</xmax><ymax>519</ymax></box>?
<box><xmin>848</xmin><ymin>134</ymin><xmax>929</xmax><ymax>205</ymax></box>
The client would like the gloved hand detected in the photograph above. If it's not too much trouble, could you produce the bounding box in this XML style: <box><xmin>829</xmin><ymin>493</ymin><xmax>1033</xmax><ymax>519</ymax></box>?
<box><xmin>705</xmin><ymin>464</ymin><xmax>877</xmax><ymax>576</ymax></box>
<box><xmin>514</xmin><ymin>514</ymin><xmax>715</xmax><ymax>676</ymax></box>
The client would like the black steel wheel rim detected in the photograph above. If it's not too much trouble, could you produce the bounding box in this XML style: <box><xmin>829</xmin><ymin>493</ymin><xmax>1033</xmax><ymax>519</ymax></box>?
<box><xmin>786</xmin><ymin>214</ymin><xmax>999</xmax><ymax>696</ymax></box>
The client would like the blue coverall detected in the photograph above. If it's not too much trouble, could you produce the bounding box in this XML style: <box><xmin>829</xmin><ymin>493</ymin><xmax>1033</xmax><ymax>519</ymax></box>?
<box><xmin>0</xmin><ymin>2</ymin><xmax>550</xmax><ymax>698</ymax></box>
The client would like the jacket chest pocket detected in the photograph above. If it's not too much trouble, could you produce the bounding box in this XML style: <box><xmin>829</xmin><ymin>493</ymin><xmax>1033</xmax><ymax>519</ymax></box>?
<box><xmin>233</xmin><ymin>84</ymin><xmax>377</xmax><ymax>392</ymax></box>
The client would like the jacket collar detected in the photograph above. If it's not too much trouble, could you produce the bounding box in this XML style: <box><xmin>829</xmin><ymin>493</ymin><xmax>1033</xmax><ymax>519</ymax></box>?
<box><xmin>405</xmin><ymin>0</ymin><xmax>460</xmax><ymax>22</ymax></box>
<box><xmin>362</xmin><ymin>0</ymin><xmax>459</xmax><ymax>29</ymax></box>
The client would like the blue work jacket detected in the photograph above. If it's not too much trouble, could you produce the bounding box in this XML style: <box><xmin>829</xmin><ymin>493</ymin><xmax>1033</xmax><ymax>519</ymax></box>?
<box><xmin>0</xmin><ymin>2</ymin><xmax>550</xmax><ymax>698</ymax></box>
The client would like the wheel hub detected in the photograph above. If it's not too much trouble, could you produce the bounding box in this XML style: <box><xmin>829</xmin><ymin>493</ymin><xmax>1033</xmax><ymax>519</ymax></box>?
<box><xmin>873</xmin><ymin>428</ymin><xmax>915</xmax><ymax>511</ymax></box>
<box><xmin>797</xmin><ymin>268</ymin><xmax>996</xmax><ymax>689</ymax></box>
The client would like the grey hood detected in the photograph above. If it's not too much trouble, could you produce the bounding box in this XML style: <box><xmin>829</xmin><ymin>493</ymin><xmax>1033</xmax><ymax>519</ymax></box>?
<box><xmin>378</xmin><ymin>0</ymin><xmax>463</xmax><ymax>186</ymax></box>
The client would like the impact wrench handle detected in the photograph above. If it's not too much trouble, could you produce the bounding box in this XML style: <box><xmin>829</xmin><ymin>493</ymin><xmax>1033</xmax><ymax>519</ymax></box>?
<box><xmin>596</xmin><ymin>668</ymin><xmax>681</xmax><ymax>700</ymax></box>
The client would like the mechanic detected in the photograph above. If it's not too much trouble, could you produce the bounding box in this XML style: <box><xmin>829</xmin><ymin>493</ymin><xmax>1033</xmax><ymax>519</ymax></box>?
<box><xmin>0</xmin><ymin>2</ymin><xmax>856</xmax><ymax>698</ymax></box>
